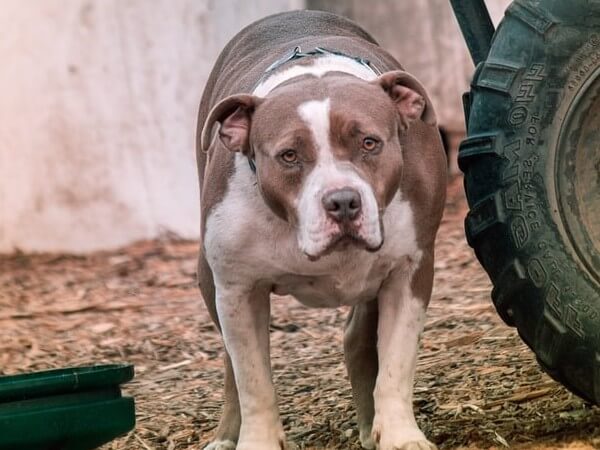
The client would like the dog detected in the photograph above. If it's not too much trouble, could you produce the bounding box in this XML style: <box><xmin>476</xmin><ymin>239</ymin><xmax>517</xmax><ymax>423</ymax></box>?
<box><xmin>196</xmin><ymin>10</ymin><xmax>446</xmax><ymax>450</ymax></box>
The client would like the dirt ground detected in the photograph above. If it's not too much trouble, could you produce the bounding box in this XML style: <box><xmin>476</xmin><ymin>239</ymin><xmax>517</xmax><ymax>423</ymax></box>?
<box><xmin>1</xmin><ymin>177</ymin><xmax>599</xmax><ymax>450</ymax></box>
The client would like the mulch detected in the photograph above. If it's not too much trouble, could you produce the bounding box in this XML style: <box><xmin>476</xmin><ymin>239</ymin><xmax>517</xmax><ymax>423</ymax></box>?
<box><xmin>1</xmin><ymin>177</ymin><xmax>599</xmax><ymax>450</ymax></box>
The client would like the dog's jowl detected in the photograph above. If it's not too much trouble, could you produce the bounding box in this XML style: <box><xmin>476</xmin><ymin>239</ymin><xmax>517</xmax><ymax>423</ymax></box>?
<box><xmin>196</xmin><ymin>10</ymin><xmax>446</xmax><ymax>450</ymax></box>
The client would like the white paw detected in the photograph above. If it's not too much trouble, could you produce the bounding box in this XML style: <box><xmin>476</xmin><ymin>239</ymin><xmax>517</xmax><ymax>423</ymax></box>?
<box><xmin>372</xmin><ymin>425</ymin><xmax>437</xmax><ymax>450</ymax></box>
<box><xmin>384</xmin><ymin>440</ymin><xmax>437</xmax><ymax>450</ymax></box>
<box><xmin>236</xmin><ymin>430</ymin><xmax>287</xmax><ymax>450</ymax></box>
<box><xmin>237</xmin><ymin>441</ymin><xmax>286</xmax><ymax>450</ymax></box>
<box><xmin>204</xmin><ymin>440</ymin><xmax>236</xmax><ymax>450</ymax></box>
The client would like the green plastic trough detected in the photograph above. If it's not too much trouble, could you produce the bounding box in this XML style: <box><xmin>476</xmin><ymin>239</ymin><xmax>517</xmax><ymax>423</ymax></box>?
<box><xmin>0</xmin><ymin>364</ymin><xmax>135</xmax><ymax>450</ymax></box>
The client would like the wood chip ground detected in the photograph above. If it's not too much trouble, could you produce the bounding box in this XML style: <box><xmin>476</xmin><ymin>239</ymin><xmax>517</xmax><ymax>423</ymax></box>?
<box><xmin>1</xmin><ymin>178</ymin><xmax>599</xmax><ymax>449</ymax></box>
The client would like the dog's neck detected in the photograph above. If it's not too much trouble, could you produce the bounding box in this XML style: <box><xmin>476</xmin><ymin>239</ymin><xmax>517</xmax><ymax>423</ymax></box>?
<box><xmin>253</xmin><ymin>46</ymin><xmax>380</xmax><ymax>97</ymax></box>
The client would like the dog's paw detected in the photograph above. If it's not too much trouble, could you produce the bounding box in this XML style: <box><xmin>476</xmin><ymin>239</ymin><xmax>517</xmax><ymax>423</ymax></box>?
<box><xmin>387</xmin><ymin>440</ymin><xmax>437</xmax><ymax>450</ymax></box>
<box><xmin>236</xmin><ymin>441</ymin><xmax>286</xmax><ymax>450</ymax></box>
<box><xmin>236</xmin><ymin>432</ymin><xmax>287</xmax><ymax>450</ymax></box>
<box><xmin>204</xmin><ymin>440</ymin><xmax>236</xmax><ymax>450</ymax></box>
<box><xmin>372</xmin><ymin>425</ymin><xmax>437</xmax><ymax>450</ymax></box>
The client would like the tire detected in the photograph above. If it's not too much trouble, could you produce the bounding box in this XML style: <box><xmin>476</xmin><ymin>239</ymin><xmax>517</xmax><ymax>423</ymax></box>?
<box><xmin>459</xmin><ymin>0</ymin><xmax>600</xmax><ymax>404</ymax></box>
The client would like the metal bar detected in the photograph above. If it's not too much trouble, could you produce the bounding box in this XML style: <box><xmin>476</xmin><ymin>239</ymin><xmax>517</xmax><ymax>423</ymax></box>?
<box><xmin>449</xmin><ymin>0</ymin><xmax>496</xmax><ymax>65</ymax></box>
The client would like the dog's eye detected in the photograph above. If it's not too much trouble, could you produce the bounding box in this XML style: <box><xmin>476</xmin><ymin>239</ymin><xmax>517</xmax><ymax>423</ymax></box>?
<box><xmin>362</xmin><ymin>137</ymin><xmax>380</xmax><ymax>152</ymax></box>
<box><xmin>280</xmin><ymin>149</ymin><xmax>298</xmax><ymax>164</ymax></box>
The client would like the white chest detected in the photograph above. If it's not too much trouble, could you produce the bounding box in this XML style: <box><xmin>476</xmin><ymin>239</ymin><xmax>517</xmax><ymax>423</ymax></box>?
<box><xmin>271</xmin><ymin>252</ymin><xmax>398</xmax><ymax>307</ymax></box>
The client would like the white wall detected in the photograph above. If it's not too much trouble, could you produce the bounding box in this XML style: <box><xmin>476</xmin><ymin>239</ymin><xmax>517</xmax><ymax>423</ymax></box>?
<box><xmin>0</xmin><ymin>0</ymin><xmax>301</xmax><ymax>253</ymax></box>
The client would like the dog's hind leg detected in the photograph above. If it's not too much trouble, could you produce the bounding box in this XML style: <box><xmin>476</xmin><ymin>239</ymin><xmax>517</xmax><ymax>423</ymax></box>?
<box><xmin>204</xmin><ymin>353</ymin><xmax>241</xmax><ymax>450</ymax></box>
<box><xmin>344</xmin><ymin>299</ymin><xmax>379</xmax><ymax>449</ymax></box>
<box><xmin>198</xmin><ymin>253</ymin><xmax>241</xmax><ymax>449</ymax></box>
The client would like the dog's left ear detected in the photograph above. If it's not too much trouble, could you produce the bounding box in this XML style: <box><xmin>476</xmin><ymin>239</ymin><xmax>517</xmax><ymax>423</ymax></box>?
<box><xmin>201</xmin><ymin>94</ymin><xmax>264</xmax><ymax>154</ymax></box>
<box><xmin>373</xmin><ymin>70</ymin><xmax>436</xmax><ymax>130</ymax></box>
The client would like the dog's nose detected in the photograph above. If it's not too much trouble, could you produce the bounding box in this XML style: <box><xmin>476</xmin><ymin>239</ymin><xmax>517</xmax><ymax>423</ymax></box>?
<box><xmin>322</xmin><ymin>188</ymin><xmax>362</xmax><ymax>222</ymax></box>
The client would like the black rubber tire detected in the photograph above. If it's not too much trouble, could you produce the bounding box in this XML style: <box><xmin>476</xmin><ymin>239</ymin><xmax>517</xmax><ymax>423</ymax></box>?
<box><xmin>459</xmin><ymin>0</ymin><xmax>600</xmax><ymax>404</ymax></box>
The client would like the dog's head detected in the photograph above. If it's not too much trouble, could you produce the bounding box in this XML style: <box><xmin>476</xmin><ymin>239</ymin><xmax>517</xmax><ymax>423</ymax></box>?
<box><xmin>201</xmin><ymin>71</ymin><xmax>435</xmax><ymax>260</ymax></box>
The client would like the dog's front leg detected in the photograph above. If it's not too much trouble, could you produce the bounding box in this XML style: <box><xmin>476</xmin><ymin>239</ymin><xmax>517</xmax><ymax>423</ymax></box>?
<box><xmin>216</xmin><ymin>282</ymin><xmax>286</xmax><ymax>450</ymax></box>
<box><xmin>371</xmin><ymin>252</ymin><xmax>436</xmax><ymax>450</ymax></box>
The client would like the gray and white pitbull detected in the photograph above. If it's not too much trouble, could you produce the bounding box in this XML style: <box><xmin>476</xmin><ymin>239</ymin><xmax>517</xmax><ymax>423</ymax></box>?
<box><xmin>196</xmin><ymin>10</ymin><xmax>446</xmax><ymax>450</ymax></box>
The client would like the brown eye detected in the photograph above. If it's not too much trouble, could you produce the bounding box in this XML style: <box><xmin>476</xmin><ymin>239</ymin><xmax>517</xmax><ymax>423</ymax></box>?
<box><xmin>362</xmin><ymin>137</ymin><xmax>379</xmax><ymax>152</ymax></box>
<box><xmin>280</xmin><ymin>149</ymin><xmax>298</xmax><ymax>164</ymax></box>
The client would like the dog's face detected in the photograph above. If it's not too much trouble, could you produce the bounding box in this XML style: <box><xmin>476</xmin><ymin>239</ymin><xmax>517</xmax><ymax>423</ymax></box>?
<box><xmin>201</xmin><ymin>71</ymin><xmax>435</xmax><ymax>260</ymax></box>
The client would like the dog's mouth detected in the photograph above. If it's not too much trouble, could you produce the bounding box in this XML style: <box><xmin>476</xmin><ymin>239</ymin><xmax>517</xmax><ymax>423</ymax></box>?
<box><xmin>304</xmin><ymin>224</ymin><xmax>384</xmax><ymax>262</ymax></box>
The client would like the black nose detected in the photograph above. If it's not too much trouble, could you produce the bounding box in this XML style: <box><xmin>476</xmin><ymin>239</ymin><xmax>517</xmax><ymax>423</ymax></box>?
<box><xmin>322</xmin><ymin>188</ymin><xmax>362</xmax><ymax>223</ymax></box>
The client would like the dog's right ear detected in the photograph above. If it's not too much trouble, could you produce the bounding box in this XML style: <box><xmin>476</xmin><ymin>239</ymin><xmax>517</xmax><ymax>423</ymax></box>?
<box><xmin>200</xmin><ymin>94</ymin><xmax>263</xmax><ymax>154</ymax></box>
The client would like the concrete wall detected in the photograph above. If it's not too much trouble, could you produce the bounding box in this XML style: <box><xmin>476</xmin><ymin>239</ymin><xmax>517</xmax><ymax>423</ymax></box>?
<box><xmin>0</xmin><ymin>0</ymin><xmax>301</xmax><ymax>253</ymax></box>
